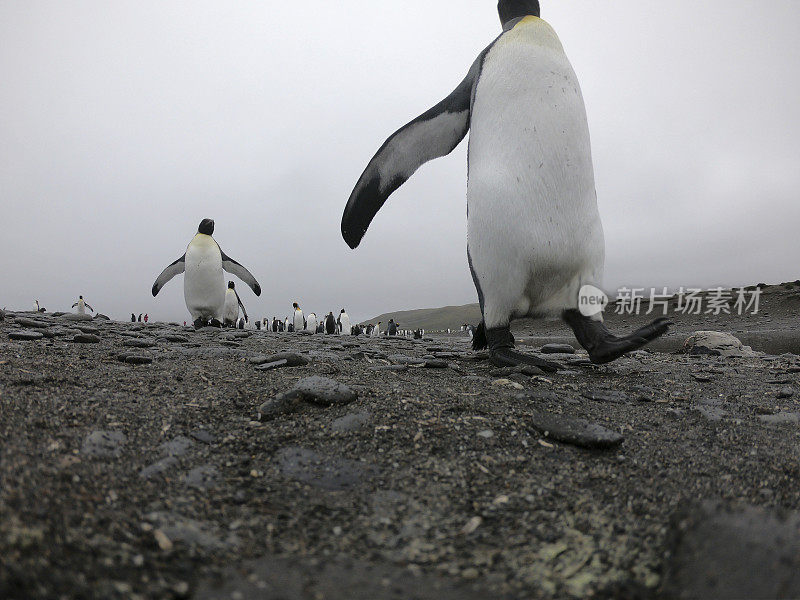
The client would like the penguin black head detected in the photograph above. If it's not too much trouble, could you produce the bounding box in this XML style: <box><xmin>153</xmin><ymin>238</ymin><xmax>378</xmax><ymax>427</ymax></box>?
<box><xmin>498</xmin><ymin>0</ymin><xmax>540</xmax><ymax>27</ymax></box>
<box><xmin>198</xmin><ymin>218</ymin><xmax>215</xmax><ymax>235</ymax></box>
<box><xmin>228</xmin><ymin>281</ymin><xmax>235</xmax><ymax>289</ymax></box>
<box><xmin>293</xmin><ymin>302</ymin><xmax>299</xmax><ymax>309</ymax></box>
<box><xmin>79</xmin><ymin>295</ymin><xmax>83</xmax><ymax>299</ymax></box>
<box><xmin>341</xmin><ymin>309</ymin><xmax>345</xmax><ymax>313</ymax></box>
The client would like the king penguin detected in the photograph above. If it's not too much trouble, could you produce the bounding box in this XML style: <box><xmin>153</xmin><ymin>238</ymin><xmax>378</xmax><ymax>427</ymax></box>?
<box><xmin>152</xmin><ymin>219</ymin><xmax>261</xmax><ymax>329</ymax></box>
<box><xmin>305</xmin><ymin>312</ymin><xmax>318</xmax><ymax>333</ymax></box>
<box><xmin>292</xmin><ymin>303</ymin><xmax>305</xmax><ymax>332</ymax></box>
<box><xmin>222</xmin><ymin>281</ymin><xmax>249</xmax><ymax>327</ymax></box>
<box><xmin>341</xmin><ymin>0</ymin><xmax>670</xmax><ymax>368</ymax></box>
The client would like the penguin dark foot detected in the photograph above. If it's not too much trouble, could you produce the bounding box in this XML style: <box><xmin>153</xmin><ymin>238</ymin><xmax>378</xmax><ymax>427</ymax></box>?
<box><xmin>562</xmin><ymin>310</ymin><xmax>671</xmax><ymax>365</ymax></box>
<box><xmin>193</xmin><ymin>318</ymin><xmax>206</xmax><ymax>330</ymax></box>
<box><xmin>472</xmin><ymin>321</ymin><xmax>488</xmax><ymax>351</ymax></box>
<box><xmin>209</xmin><ymin>319</ymin><xmax>222</xmax><ymax>328</ymax></box>
<box><xmin>485</xmin><ymin>326</ymin><xmax>561</xmax><ymax>372</ymax></box>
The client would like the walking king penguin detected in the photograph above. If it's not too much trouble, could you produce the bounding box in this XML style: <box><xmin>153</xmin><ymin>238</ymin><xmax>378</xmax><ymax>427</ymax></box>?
<box><xmin>222</xmin><ymin>281</ymin><xmax>249</xmax><ymax>327</ymax></box>
<box><xmin>341</xmin><ymin>0</ymin><xmax>670</xmax><ymax>368</ymax></box>
<box><xmin>338</xmin><ymin>309</ymin><xmax>351</xmax><ymax>335</ymax></box>
<box><xmin>152</xmin><ymin>219</ymin><xmax>261</xmax><ymax>329</ymax></box>
<box><xmin>72</xmin><ymin>296</ymin><xmax>93</xmax><ymax>315</ymax></box>
<box><xmin>292</xmin><ymin>303</ymin><xmax>305</xmax><ymax>332</ymax></box>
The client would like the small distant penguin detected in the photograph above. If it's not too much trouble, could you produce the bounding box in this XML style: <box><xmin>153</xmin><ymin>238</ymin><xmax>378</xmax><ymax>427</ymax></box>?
<box><xmin>272</xmin><ymin>318</ymin><xmax>279</xmax><ymax>332</ymax></box>
<box><xmin>138</xmin><ymin>313</ymin><xmax>143</xmax><ymax>322</ymax></box>
<box><xmin>222</xmin><ymin>281</ymin><xmax>249</xmax><ymax>327</ymax></box>
<box><xmin>238</xmin><ymin>317</ymin><xmax>245</xmax><ymax>329</ymax></box>
<box><xmin>131</xmin><ymin>313</ymin><xmax>136</xmax><ymax>322</ymax></box>
<box><xmin>373</xmin><ymin>322</ymin><xmax>382</xmax><ymax>337</ymax></box>
<box><xmin>414</xmin><ymin>329</ymin><xmax>422</xmax><ymax>340</ymax></box>
<box><xmin>325</xmin><ymin>312</ymin><xmax>336</xmax><ymax>334</ymax></box>
<box><xmin>292</xmin><ymin>303</ymin><xmax>304</xmax><ymax>332</ymax></box>
<box><xmin>388</xmin><ymin>319</ymin><xmax>398</xmax><ymax>336</ymax></box>
<box><xmin>305</xmin><ymin>312</ymin><xmax>318</xmax><ymax>332</ymax></box>
<box><xmin>72</xmin><ymin>296</ymin><xmax>93</xmax><ymax>315</ymax></box>
<box><xmin>152</xmin><ymin>219</ymin><xmax>261</xmax><ymax>329</ymax></box>
<box><xmin>340</xmin><ymin>0</ymin><xmax>669</xmax><ymax>367</ymax></box>
<box><xmin>255</xmin><ymin>320</ymin><xmax>261</xmax><ymax>330</ymax></box>
<box><xmin>337</xmin><ymin>309</ymin><xmax>351</xmax><ymax>335</ymax></box>
<box><xmin>365</xmin><ymin>324</ymin><xmax>374</xmax><ymax>336</ymax></box>
<box><xmin>316</xmin><ymin>322</ymin><xmax>324</xmax><ymax>334</ymax></box>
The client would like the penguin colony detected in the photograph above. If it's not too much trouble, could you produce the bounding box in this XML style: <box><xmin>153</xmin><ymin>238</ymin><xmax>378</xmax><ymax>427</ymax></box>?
<box><xmin>52</xmin><ymin>1</ymin><xmax>667</xmax><ymax>364</ymax></box>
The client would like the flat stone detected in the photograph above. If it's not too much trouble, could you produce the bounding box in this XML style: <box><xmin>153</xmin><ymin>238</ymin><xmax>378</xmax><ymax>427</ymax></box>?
<box><xmin>388</xmin><ymin>354</ymin><xmax>426</xmax><ymax>365</ymax></box>
<box><xmin>255</xmin><ymin>359</ymin><xmax>289</xmax><ymax>371</ymax></box>
<box><xmin>251</xmin><ymin>353</ymin><xmax>310</xmax><ymax>367</ymax></box>
<box><xmin>140</xmin><ymin>456</ymin><xmax>179</xmax><ymax>479</ymax></box>
<box><xmin>184</xmin><ymin>465</ymin><xmax>221</xmax><ymax>491</ymax></box>
<box><xmin>424</xmin><ymin>360</ymin><xmax>449</xmax><ymax>369</ymax></box>
<box><xmin>530</xmin><ymin>412</ymin><xmax>624</xmax><ymax>449</ymax></box>
<box><xmin>162</xmin><ymin>335</ymin><xmax>189</xmax><ymax>343</ymax></box>
<box><xmin>759</xmin><ymin>412</ymin><xmax>800</xmax><ymax>425</ymax></box>
<box><xmin>9</xmin><ymin>331</ymin><xmax>44</xmax><ymax>341</ymax></box>
<box><xmin>693</xmin><ymin>406</ymin><xmax>727</xmax><ymax>422</ymax></box>
<box><xmin>160</xmin><ymin>436</ymin><xmax>194</xmax><ymax>457</ymax></box>
<box><xmin>663</xmin><ymin>501</ymin><xmax>800</xmax><ymax>599</ymax></box>
<box><xmin>81</xmin><ymin>430</ymin><xmax>127</xmax><ymax>458</ymax></box>
<box><xmin>74</xmin><ymin>325</ymin><xmax>99</xmax><ymax>334</ymax></box>
<box><xmin>125</xmin><ymin>355</ymin><xmax>153</xmax><ymax>365</ymax></box>
<box><xmin>582</xmin><ymin>390</ymin><xmax>629</xmax><ymax>404</ymax></box>
<box><xmin>777</xmin><ymin>386</ymin><xmax>795</xmax><ymax>399</ymax></box>
<box><xmin>123</xmin><ymin>338</ymin><xmax>156</xmax><ymax>348</ymax></box>
<box><xmin>14</xmin><ymin>317</ymin><xmax>49</xmax><ymax>329</ymax></box>
<box><xmin>72</xmin><ymin>334</ymin><xmax>101</xmax><ymax>344</ymax></box>
<box><xmin>540</xmin><ymin>343</ymin><xmax>576</xmax><ymax>354</ymax></box>
<box><xmin>331</xmin><ymin>412</ymin><xmax>370</xmax><ymax>432</ymax></box>
<box><xmin>63</xmin><ymin>313</ymin><xmax>94</xmax><ymax>322</ymax></box>
<box><xmin>189</xmin><ymin>429</ymin><xmax>216</xmax><ymax>444</ymax></box>
<box><xmin>275</xmin><ymin>446</ymin><xmax>378</xmax><ymax>491</ymax></box>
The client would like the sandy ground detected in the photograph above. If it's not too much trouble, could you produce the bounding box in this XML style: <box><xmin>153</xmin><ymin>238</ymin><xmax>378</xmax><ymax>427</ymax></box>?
<box><xmin>1</xmin><ymin>288</ymin><xmax>800</xmax><ymax>599</ymax></box>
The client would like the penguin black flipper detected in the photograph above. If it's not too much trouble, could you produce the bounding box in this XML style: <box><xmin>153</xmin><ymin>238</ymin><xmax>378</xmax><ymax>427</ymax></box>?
<box><xmin>71</xmin><ymin>302</ymin><xmax>79</xmax><ymax>308</ymax></box>
<box><xmin>234</xmin><ymin>289</ymin><xmax>249</xmax><ymax>323</ymax></box>
<box><xmin>218</xmin><ymin>247</ymin><xmax>261</xmax><ymax>296</ymax></box>
<box><xmin>341</xmin><ymin>45</ymin><xmax>495</xmax><ymax>249</ymax></box>
<box><xmin>152</xmin><ymin>254</ymin><xmax>186</xmax><ymax>297</ymax></box>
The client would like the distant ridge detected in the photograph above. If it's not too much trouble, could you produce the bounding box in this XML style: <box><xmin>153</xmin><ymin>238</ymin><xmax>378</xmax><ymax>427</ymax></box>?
<box><xmin>361</xmin><ymin>303</ymin><xmax>482</xmax><ymax>332</ymax></box>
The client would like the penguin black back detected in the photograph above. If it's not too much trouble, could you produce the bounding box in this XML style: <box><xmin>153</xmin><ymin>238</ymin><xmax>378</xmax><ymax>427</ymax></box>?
<box><xmin>497</xmin><ymin>0</ymin><xmax>540</xmax><ymax>26</ymax></box>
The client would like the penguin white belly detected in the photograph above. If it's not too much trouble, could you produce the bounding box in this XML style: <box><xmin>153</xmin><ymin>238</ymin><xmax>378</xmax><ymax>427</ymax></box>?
<box><xmin>184</xmin><ymin>235</ymin><xmax>225</xmax><ymax>321</ymax></box>
<box><xmin>294</xmin><ymin>311</ymin><xmax>304</xmax><ymax>332</ymax></box>
<box><xmin>222</xmin><ymin>290</ymin><xmax>239</xmax><ymax>325</ymax></box>
<box><xmin>76</xmin><ymin>301</ymin><xmax>86</xmax><ymax>315</ymax></box>
<box><xmin>467</xmin><ymin>17</ymin><xmax>604</xmax><ymax>328</ymax></box>
<box><xmin>339</xmin><ymin>315</ymin><xmax>351</xmax><ymax>335</ymax></box>
<box><xmin>306</xmin><ymin>314</ymin><xmax>317</xmax><ymax>331</ymax></box>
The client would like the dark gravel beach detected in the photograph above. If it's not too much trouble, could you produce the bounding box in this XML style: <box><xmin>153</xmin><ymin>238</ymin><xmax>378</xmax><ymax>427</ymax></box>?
<box><xmin>2</xmin><ymin>287</ymin><xmax>800</xmax><ymax>599</ymax></box>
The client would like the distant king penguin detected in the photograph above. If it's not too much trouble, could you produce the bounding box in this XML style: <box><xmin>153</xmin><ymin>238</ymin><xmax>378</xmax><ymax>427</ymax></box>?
<box><xmin>222</xmin><ymin>281</ymin><xmax>249</xmax><ymax>327</ymax></box>
<box><xmin>152</xmin><ymin>219</ymin><xmax>261</xmax><ymax>329</ymax></box>
<box><xmin>341</xmin><ymin>0</ymin><xmax>670</xmax><ymax>367</ymax></box>
<box><xmin>72</xmin><ymin>296</ymin><xmax>93</xmax><ymax>315</ymax></box>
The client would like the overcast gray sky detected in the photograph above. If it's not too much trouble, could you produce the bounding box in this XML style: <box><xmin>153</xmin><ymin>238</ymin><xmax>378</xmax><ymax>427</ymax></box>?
<box><xmin>2</xmin><ymin>1</ymin><xmax>799</xmax><ymax>323</ymax></box>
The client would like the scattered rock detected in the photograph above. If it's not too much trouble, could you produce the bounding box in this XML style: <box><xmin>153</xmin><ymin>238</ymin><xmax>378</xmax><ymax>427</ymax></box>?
<box><xmin>777</xmin><ymin>386</ymin><xmax>794</xmax><ymax>399</ymax></box>
<box><xmin>693</xmin><ymin>405</ymin><xmax>727</xmax><ymax>422</ymax></box>
<box><xmin>140</xmin><ymin>457</ymin><xmax>179</xmax><ymax>479</ymax></box>
<box><xmin>251</xmin><ymin>353</ymin><xmax>310</xmax><ymax>367</ymax></box>
<box><xmin>331</xmin><ymin>412</ymin><xmax>370</xmax><ymax>432</ymax></box>
<box><xmin>540</xmin><ymin>343</ymin><xmax>576</xmax><ymax>354</ymax></box>
<box><xmin>759</xmin><ymin>412</ymin><xmax>800</xmax><ymax>425</ymax></box>
<box><xmin>160</xmin><ymin>436</ymin><xmax>194</xmax><ymax>457</ymax></box>
<box><xmin>663</xmin><ymin>501</ymin><xmax>800</xmax><ymax>599</ymax></box>
<box><xmin>276</xmin><ymin>446</ymin><xmax>378</xmax><ymax>491</ymax></box>
<box><xmin>162</xmin><ymin>335</ymin><xmax>189</xmax><ymax>343</ymax></box>
<box><xmin>424</xmin><ymin>360</ymin><xmax>449</xmax><ymax>369</ymax></box>
<box><xmin>388</xmin><ymin>354</ymin><xmax>426</xmax><ymax>366</ymax></box>
<box><xmin>184</xmin><ymin>465</ymin><xmax>221</xmax><ymax>491</ymax></box>
<box><xmin>14</xmin><ymin>317</ymin><xmax>49</xmax><ymax>329</ymax></box>
<box><xmin>189</xmin><ymin>429</ymin><xmax>216</xmax><ymax>444</ymax></box>
<box><xmin>125</xmin><ymin>355</ymin><xmax>153</xmax><ymax>365</ymax></box>
<box><xmin>94</xmin><ymin>314</ymin><xmax>111</xmax><ymax>320</ymax></box>
<box><xmin>369</xmin><ymin>365</ymin><xmax>408</xmax><ymax>372</ymax></box>
<box><xmin>63</xmin><ymin>313</ymin><xmax>94</xmax><ymax>322</ymax></box>
<box><xmin>684</xmin><ymin>331</ymin><xmax>758</xmax><ymax>358</ymax></box>
<box><xmin>144</xmin><ymin>512</ymin><xmax>238</xmax><ymax>551</ymax></box>
<box><xmin>582</xmin><ymin>390</ymin><xmax>629</xmax><ymax>404</ymax></box>
<box><xmin>255</xmin><ymin>359</ymin><xmax>289</xmax><ymax>371</ymax></box>
<box><xmin>259</xmin><ymin>377</ymin><xmax>358</xmax><ymax>421</ymax></box>
<box><xmin>9</xmin><ymin>331</ymin><xmax>44</xmax><ymax>341</ymax></box>
<box><xmin>72</xmin><ymin>334</ymin><xmax>101</xmax><ymax>344</ymax></box>
<box><xmin>74</xmin><ymin>325</ymin><xmax>99</xmax><ymax>334</ymax></box>
<box><xmin>529</xmin><ymin>413</ymin><xmax>624</xmax><ymax>449</ymax></box>
<box><xmin>81</xmin><ymin>431</ymin><xmax>126</xmax><ymax>458</ymax></box>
